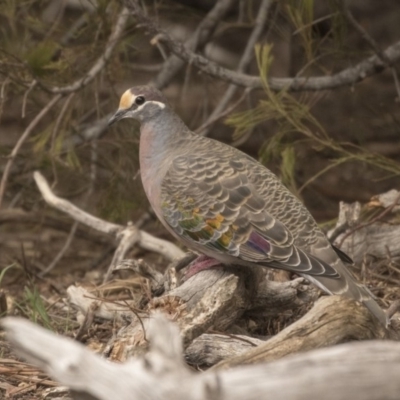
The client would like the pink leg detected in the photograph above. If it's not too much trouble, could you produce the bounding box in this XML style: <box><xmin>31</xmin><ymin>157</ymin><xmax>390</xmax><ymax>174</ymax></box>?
<box><xmin>185</xmin><ymin>255</ymin><xmax>222</xmax><ymax>279</ymax></box>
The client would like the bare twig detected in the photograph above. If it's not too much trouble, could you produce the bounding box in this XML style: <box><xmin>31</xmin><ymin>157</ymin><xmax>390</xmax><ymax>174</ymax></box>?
<box><xmin>33</xmin><ymin>171</ymin><xmax>184</xmax><ymax>271</ymax></box>
<box><xmin>39</xmin><ymin>221</ymin><xmax>79</xmax><ymax>278</ymax></box>
<box><xmin>44</xmin><ymin>126</ymin><xmax>96</xmax><ymax>275</ymax></box>
<box><xmin>67</xmin><ymin>286</ymin><xmax>135</xmax><ymax>322</ymax></box>
<box><xmin>199</xmin><ymin>0</ymin><xmax>272</xmax><ymax>136</ymax></box>
<box><xmin>387</xmin><ymin>300</ymin><xmax>400</xmax><ymax>321</ymax></box>
<box><xmin>0</xmin><ymin>6</ymin><xmax>127</xmax><ymax>210</ymax></box>
<box><xmin>0</xmin><ymin>94</ymin><xmax>62</xmax><ymax>209</ymax></box>
<box><xmin>194</xmin><ymin>89</ymin><xmax>249</xmax><ymax>134</ymax></box>
<box><xmin>21</xmin><ymin>80</ymin><xmax>37</xmax><ymax>118</ymax></box>
<box><xmin>66</xmin><ymin>0</ymin><xmax>236</xmax><ymax>148</ymax></box>
<box><xmin>337</xmin><ymin>193</ymin><xmax>400</xmax><ymax>248</ymax></box>
<box><xmin>152</xmin><ymin>0</ymin><xmax>237</xmax><ymax>90</ymax></box>
<box><xmin>328</xmin><ymin>221</ymin><xmax>349</xmax><ymax>244</ymax></box>
<box><xmin>34</xmin><ymin>171</ymin><xmax>119</xmax><ymax>235</ymax></box>
<box><xmin>103</xmin><ymin>224</ymin><xmax>141</xmax><ymax>283</ymax></box>
<box><xmin>338</xmin><ymin>1</ymin><xmax>400</xmax><ymax>100</ymax></box>
<box><xmin>126</xmin><ymin>0</ymin><xmax>400</xmax><ymax>92</ymax></box>
<box><xmin>42</xmin><ymin>7</ymin><xmax>129</xmax><ymax>94</ymax></box>
<box><xmin>50</xmin><ymin>92</ymin><xmax>75</xmax><ymax>156</ymax></box>
<box><xmin>0</xmin><ymin>76</ymin><xmax>10</xmax><ymax>124</ymax></box>
<box><xmin>115</xmin><ymin>258</ymin><xmax>164</xmax><ymax>294</ymax></box>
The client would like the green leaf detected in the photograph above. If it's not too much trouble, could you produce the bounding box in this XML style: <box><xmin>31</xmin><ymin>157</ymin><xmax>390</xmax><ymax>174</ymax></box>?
<box><xmin>22</xmin><ymin>286</ymin><xmax>53</xmax><ymax>330</ymax></box>
<box><xmin>280</xmin><ymin>145</ymin><xmax>297</xmax><ymax>190</ymax></box>
<box><xmin>0</xmin><ymin>263</ymin><xmax>18</xmax><ymax>286</ymax></box>
<box><xmin>26</xmin><ymin>41</ymin><xmax>59</xmax><ymax>77</ymax></box>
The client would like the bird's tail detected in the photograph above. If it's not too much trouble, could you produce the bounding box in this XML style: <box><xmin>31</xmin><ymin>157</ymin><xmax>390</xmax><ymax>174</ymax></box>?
<box><xmin>303</xmin><ymin>266</ymin><xmax>388</xmax><ymax>327</ymax></box>
<box><xmin>360</xmin><ymin>288</ymin><xmax>388</xmax><ymax>328</ymax></box>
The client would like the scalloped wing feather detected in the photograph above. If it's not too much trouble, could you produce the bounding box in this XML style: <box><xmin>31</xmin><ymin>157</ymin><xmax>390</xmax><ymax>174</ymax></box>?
<box><xmin>160</xmin><ymin>149</ymin><xmax>339</xmax><ymax>278</ymax></box>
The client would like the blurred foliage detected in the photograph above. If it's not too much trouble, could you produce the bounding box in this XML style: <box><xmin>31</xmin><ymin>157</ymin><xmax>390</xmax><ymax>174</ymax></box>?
<box><xmin>16</xmin><ymin>285</ymin><xmax>53</xmax><ymax>330</ymax></box>
<box><xmin>286</xmin><ymin>0</ymin><xmax>315</xmax><ymax>61</ymax></box>
<box><xmin>26</xmin><ymin>41</ymin><xmax>61</xmax><ymax>77</ymax></box>
<box><xmin>227</xmin><ymin>43</ymin><xmax>400</xmax><ymax>196</ymax></box>
<box><xmin>0</xmin><ymin>0</ymin><xmax>400</xmax><ymax>227</ymax></box>
<box><xmin>0</xmin><ymin>0</ymin><xmax>144</xmax><ymax>222</ymax></box>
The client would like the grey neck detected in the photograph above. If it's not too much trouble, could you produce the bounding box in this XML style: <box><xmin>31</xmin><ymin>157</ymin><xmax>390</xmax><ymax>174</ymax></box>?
<box><xmin>139</xmin><ymin>108</ymin><xmax>191</xmax><ymax>197</ymax></box>
<box><xmin>140</xmin><ymin>108</ymin><xmax>190</xmax><ymax>154</ymax></box>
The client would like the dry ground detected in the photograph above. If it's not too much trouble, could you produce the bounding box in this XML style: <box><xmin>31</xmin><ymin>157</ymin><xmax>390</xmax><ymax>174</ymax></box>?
<box><xmin>1</xmin><ymin>210</ymin><xmax>400</xmax><ymax>399</ymax></box>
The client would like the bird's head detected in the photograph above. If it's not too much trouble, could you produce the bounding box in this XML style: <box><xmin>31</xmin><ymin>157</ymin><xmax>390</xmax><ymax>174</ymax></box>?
<box><xmin>108</xmin><ymin>86</ymin><xmax>168</xmax><ymax>126</ymax></box>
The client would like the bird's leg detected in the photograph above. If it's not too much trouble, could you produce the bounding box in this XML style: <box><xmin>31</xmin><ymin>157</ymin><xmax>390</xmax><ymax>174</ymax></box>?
<box><xmin>184</xmin><ymin>254</ymin><xmax>223</xmax><ymax>279</ymax></box>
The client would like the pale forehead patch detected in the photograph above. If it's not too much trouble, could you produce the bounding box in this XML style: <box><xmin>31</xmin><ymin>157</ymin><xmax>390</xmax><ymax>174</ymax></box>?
<box><xmin>119</xmin><ymin>89</ymin><xmax>135</xmax><ymax>110</ymax></box>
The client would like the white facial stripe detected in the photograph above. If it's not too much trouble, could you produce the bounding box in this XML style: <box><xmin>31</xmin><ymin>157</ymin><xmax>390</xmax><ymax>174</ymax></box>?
<box><xmin>135</xmin><ymin>100</ymin><xmax>166</xmax><ymax>112</ymax></box>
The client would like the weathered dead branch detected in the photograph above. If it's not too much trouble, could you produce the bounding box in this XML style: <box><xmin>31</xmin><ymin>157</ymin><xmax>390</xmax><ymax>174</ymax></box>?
<box><xmin>3</xmin><ymin>314</ymin><xmax>400</xmax><ymax>400</ymax></box>
<box><xmin>68</xmin><ymin>263</ymin><xmax>398</xmax><ymax>368</ymax></box>
<box><xmin>333</xmin><ymin>191</ymin><xmax>400</xmax><ymax>263</ymax></box>
<box><xmin>33</xmin><ymin>171</ymin><xmax>184</xmax><ymax>281</ymax></box>
<box><xmin>66</xmin><ymin>265</ymin><xmax>319</xmax><ymax>362</ymax></box>
<box><xmin>214</xmin><ymin>295</ymin><xmax>395</xmax><ymax>370</ymax></box>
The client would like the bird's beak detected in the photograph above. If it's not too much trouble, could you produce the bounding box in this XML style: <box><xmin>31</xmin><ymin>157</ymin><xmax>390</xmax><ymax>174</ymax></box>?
<box><xmin>108</xmin><ymin>109</ymin><xmax>125</xmax><ymax>126</ymax></box>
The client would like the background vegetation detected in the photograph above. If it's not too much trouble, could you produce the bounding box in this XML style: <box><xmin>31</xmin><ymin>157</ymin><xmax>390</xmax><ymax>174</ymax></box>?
<box><xmin>1</xmin><ymin>0</ymin><xmax>400</xmax><ymax>396</ymax></box>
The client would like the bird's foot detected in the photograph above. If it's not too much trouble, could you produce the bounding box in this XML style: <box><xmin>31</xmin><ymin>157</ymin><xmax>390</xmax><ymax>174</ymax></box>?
<box><xmin>184</xmin><ymin>255</ymin><xmax>222</xmax><ymax>280</ymax></box>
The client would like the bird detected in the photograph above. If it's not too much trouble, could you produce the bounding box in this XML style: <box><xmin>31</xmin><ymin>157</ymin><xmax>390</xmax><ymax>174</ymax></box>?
<box><xmin>109</xmin><ymin>85</ymin><xmax>387</xmax><ymax>327</ymax></box>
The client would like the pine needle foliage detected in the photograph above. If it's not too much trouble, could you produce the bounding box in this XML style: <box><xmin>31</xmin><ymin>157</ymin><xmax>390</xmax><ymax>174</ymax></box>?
<box><xmin>226</xmin><ymin>44</ymin><xmax>400</xmax><ymax>195</ymax></box>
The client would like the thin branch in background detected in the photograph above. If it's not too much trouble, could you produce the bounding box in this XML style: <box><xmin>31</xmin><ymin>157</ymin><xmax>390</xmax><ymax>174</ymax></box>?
<box><xmin>0</xmin><ymin>5</ymin><xmax>129</xmax><ymax>209</ymax></box>
<box><xmin>50</xmin><ymin>92</ymin><xmax>75</xmax><ymax>156</ymax></box>
<box><xmin>194</xmin><ymin>89</ymin><xmax>249</xmax><ymax>134</ymax></box>
<box><xmin>42</xmin><ymin>1</ymin><xmax>66</xmax><ymax>42</ymax></box>
<box><xmin>72</xmin><ymin>0</ymin><xmax>400</xmax><ymax>150</ymax></box>
<box><xmin>337</xmin><ymin>193</ymin><xmax>400</xmax><ymax>249</ymax></box>
<box><xmin>180</xmin><ymin>61</ymin><xmax>194</xmax><ymax>108</ymax></box>
<box><xmin>42</xmin><ymin>101</ymin><xmax>96</xmax><ymax>277</ymax></box>
<box><xmin>130</xmin><ymin>62</ymin><xmax>163</xmax><ymax>72</ymax></box>
<box><xmin>199</xmin><ymin>0</ymin><xmax>272</xmax><ymax>136</ymax></box>
<box><xmin>42</xmin><ymin>7</ymin><xmax>129</xmax><ymax>94</ymax></box>
<box><xmin>328</xmin><ymin>221</ymin><xmax>349</xmax><ymax>244</ymax></box>
<box><xmin>338</xmin><ymin>0</ymin><xmax>400</xmax><ymax>100</ymax></box>
<box><xmin>66</xmin><ymin>0</ymin><xmax>236</xmax><ymax>146</ymax></box>
<box><xmin>60</xmin><ymin>12</ymin><xmax>91</xmax><ymax>46</ymax></box>
<box><xmin>0</xmin><ymin>94</ymin><xmax>62</xmax><ymax>209</ymax></box>
<box><xmin>0</xmin><ymin>76</ymin><xmax>10</xmax><ymax>123</ymax></box>
<box><xmin>50</xmin><ymin>93</ymin><xmax>75</xmax><ymax>186</ymax></box>
<box><xmin>292</xmin><ymin>12</ymin><xmax>337</xmax><ymax>35</ymax></box>
<box><xmin>151</xmin><ymin>34</ymin><xmax>169</xmax><ymax>60</ymax></box>
<box><xmin>230</xmin><ymin>93</ymin><xmax>256</xmax><ymax>147</ymax></box>
<box><xmin>33</xmin><ymin>171</ymin><xmax>183</xmax><ymax>262</ymax></box>
<box><xmin>21</xmin><ymin>80</ymin><xmax>37</xmax><ymax>119</ymax></box>
<box><xmin>152</xmin><ymin>0</ymin><xmax>237</xmax><ymax>90</ymax></box>
<box><xmin>39</xmin><ymin>221</ymin><xmax>79</xmax><ymax>278</ymax></box>
<box><xmin>126</xmin><ymin>0</ymin><xmax>400</xmax><ymax>92</ymax></box>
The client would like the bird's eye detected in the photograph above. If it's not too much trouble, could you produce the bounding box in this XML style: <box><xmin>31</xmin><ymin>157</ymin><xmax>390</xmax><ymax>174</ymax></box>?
<box><xmin>135</xmin><ymin>96</ymin><xmax>145</xmax><ymax>105</ymax></box>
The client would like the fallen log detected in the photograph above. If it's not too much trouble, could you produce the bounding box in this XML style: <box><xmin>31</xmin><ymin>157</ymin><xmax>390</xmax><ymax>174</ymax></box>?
<box><xmin>3</xmin><ymin>314</ymin><xmax>400</xmax><ymax>400</ymax></box>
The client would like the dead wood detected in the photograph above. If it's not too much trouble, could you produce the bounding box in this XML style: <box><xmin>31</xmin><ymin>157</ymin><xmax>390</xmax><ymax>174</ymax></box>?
<box><xmin>30</xmin><ymin>168</ymin><xmax>400</xmax><ymax>375</ymax></box>
<box><xmin>185</xmin><ymin>333</ymin><xmax>264</xmax><ymax>368</ymax></box>
<box><xmin>67</xmin><ymin>266</ymin><xmax>317</xmax><ymax>362</ymax></box>
<box><xmin>3</xmin><ymin>314</ymin><xmax>400</xmax><ymax>400</ymax></box>
<box><xmin>214</xmin><ymin>295</ymin><xmax>396</xmax><ymax>370</ymax></box>
<box><xmin>245</xmin><ymin>276</ymin><xmax>317</xmax><ymax>317</ymax></box>
<box><xmin>333</xmin><ymin>191</ymin><xmax>400</xmax><ymax>264</ymax></box>
<box><xmin>33</xmin><ymin>171</ymin><xmax>184</xmax><ymax>281</ymax></box>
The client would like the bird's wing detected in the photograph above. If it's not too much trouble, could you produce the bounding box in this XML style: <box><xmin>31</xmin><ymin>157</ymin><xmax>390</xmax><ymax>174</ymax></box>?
<box><xmin>160</xmin><ymin>153</ymin><xmax>339</xmax><ymax>278</ymax></box>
